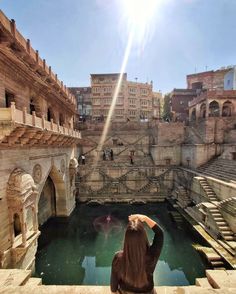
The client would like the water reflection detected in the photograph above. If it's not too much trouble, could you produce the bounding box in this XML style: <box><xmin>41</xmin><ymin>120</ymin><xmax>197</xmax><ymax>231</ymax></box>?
<box><xmin>35</xmin><ymin>203</ymin><xmax>206</xmax><ymax>285</ymax></box>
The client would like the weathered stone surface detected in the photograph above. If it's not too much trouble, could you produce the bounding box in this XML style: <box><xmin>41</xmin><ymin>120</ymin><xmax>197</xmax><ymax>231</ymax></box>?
<box><xmin>206</xmin><ymin>270</ymin><xmax>236</xmax><ymax>289</ymax></box>
<box><xmin>0</xmin><ymin>269</ymin><xmax>31</xmax><ymax>286</ymax></box>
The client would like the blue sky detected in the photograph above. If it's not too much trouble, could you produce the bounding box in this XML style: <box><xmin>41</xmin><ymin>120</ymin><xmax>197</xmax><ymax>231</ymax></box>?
<box><xmin>1</xmin><ymin>0</ymin><xmax>236</xmax><ymax>93</ymax></box>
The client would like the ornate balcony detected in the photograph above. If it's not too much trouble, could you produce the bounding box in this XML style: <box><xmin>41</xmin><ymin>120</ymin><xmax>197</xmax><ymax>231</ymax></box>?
<box><xmin>0</xmin><ymin>103</ymin><xmax>81</xmax><ymax>147</ymax></box>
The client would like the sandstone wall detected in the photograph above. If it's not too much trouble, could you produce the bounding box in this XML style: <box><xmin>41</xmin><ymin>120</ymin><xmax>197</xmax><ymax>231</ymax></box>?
<box><xmin>181</xmin><ymin>144</ymin><xmax>217</xmax><ymax>168</ymax></box>
<box><xmin>0</xmin><ymin>146</ymin><xmax>77</xmax><ymax>269</ymax></box>
<box><xmin>150</xmin><ymin>145</ymin><xmax>181</xmax><ymax>165</ymax></box>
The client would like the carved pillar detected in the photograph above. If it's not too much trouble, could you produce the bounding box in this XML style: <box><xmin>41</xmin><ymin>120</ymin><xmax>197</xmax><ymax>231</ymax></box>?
<box><xmin>206</xmin><ymin>100</ymin><xmax>209</xmax><ymax>118</ymax></box>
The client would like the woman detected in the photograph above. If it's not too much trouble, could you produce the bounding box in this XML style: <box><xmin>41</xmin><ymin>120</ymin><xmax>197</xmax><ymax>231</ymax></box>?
<box><xmin>110</xmin><ymin>214</ymin><xmax>164</xmax><ymax>294</ymax></box>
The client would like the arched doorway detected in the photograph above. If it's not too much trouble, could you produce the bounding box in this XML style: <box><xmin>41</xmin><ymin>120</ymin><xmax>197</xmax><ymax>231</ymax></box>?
<box><xmin>190</xmin><ymin>108</ymin><xmax>196</xmax><ymax>121</ymax></box>
<box><xmin>38</xmin><ymin>176</ymin><xmax>56</xmax><ymax>226</ymax></box>
<box><xmin>222</xmin><ymin>101</ymin><xmax>233</xmax><ymax>117</ymax></box>
<box><xmin>200</xmin><ymin>103</ymin><xmax>206</xmax><ymax>118</ymax></box>
<box><xmin>209</xmin><ymin>101</ymin><xmax>220</xmax><ymax>117</ymax></box>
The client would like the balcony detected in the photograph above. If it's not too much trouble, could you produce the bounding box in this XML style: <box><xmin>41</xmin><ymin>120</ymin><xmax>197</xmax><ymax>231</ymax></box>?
<box><xmin>0</xmin><ymin>103</ymin><xmax>81</xmax><ymax>147</ymax></box>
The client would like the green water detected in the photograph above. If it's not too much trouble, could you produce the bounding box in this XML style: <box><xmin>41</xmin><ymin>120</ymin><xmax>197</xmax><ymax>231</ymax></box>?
<box><xmin>35</xmin><ymin>202</ymin><xmax>206</xmax><ymax>286</ymax></box>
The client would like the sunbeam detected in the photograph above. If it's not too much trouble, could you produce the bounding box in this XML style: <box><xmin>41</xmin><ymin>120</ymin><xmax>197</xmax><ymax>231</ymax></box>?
<box><xmin>92</xmin><ymin>30</ymin><xmax>134</xmax><ymax>168</ymax></box>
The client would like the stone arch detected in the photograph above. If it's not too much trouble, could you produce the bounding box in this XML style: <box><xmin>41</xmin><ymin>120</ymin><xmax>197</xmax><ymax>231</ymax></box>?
<box><xmin>209</xmin><ymin>100</ymin><xmax>220</xmax><ymax>117</ymax></box>
<box><xmin>59</xmin><ymin>113</ymin><xmax>65</xmax><ymax>126</ymax></box>
<box><xmin>200</xmin><ymin>103</ymin><xmax>206</xmax><ymax>118</ymax></box>
<box><xmin>7</xmin><ymin>168</ymin><xmax>38</xmax><ymax>247</ymax></box>
<box><xmin>13</xmin><ymin>213</ymin><xmax>21</xmax><ymax>237</ymax></box>
<box><xmin>190</xmin><ymin>108</ymin><xmax>196</xmax><ymax>121</ymax></box>
<box><xmin>38</xmin><ymin>176</ymin><xmax>56</xmax><ymax>225</ymax></box>
<box><xmin>29</xmin><ymin>97</ymin><xmax>41</xmax><ymax>116</ymax></box>
<box><xmin>47</xmin><ymin>106</ymin><xmax>56</xmax><ymax>122</ymax></box>
<box><xmin>38</xmin><ymin>165</ymin><xmax>67</xmax><ymax>218</ymax></box>
<box><xmin>222</xmin><ymin>100</ymin><xmax>233</xmax><ymax>117</ymax></box>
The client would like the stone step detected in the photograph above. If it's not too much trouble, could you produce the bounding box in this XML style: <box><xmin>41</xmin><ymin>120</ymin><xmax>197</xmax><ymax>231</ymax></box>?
<box><xmin>209</xmin><ymin>208</ymin><xmax>219</xmax><ymax>211</ymax></box>
<box><xmin>206</xmin><ymin>269</ymin><xmax>236</xmax><ymax>289</ymax></box>
<box><xmin>217</xmin><ymin>223</ymin><xmax>228</xmax><ymax>227</ymax></box>
<box><xmin>195</xmin><ymin>277</ymin><xmax>212</xmax><ymax>288</ymax></box>
<box><xmin>221</xmin><ymin>231</ymin><xmax>234</xmax><ymax>236</ymax></box>
<box><xmin>218</xmin><ymin>226</ymin><xmax>231</xmax><ymax>230</ymax></box>
<box><xmin>0</xmin><ymin>269</ymin><xmax>31</xmax><ymax>287</ymax></box>
<box><xmin>207</xmin><ymin>193</ymin><xmax>216</xmax><ymax>196</ymax></box>
<box><xmin>224</xmin><ymin>236</ymin><xmax>235</xmax><ymax>241</ymax></box>
<box><xmin>210</xmin><ymin>261</ymin><xmax>225</xmax><ymax>267</ymax></box>
<box><xmin>211</xmin><ymin>213</ymin><xmax>222</xmax><ymax>217</ymax></box>
<box><xmin>25</xmin><ymin>278</ymin><xmax>42</xmax><ymax>286</ymax></box>
<box><xmin>214</xmin><ymin>217</ymin><xmax>224</xmax><ymax>221</ymax></box>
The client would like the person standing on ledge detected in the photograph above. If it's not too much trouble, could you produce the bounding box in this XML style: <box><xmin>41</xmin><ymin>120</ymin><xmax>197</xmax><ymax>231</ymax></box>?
<box><xmin>110</xmin><ymin>214</ymin><xmax>163</xmax><ymax>294</ymax></box>
<box><xmin>81</xmin><ymin>154</ymin><xmax>85</xmax><ymax>165</ymax></box>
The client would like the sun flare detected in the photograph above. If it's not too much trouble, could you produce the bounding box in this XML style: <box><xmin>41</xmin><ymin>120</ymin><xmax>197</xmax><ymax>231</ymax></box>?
<box><xmin>122</xmin><ymin>0</ymin><xmax>158</xmax><ymax>29</ymax></box>
<box><xmin>120</xmin><ymin>0</ymin><xmax>160</xmax><ymax>47</ymax></box>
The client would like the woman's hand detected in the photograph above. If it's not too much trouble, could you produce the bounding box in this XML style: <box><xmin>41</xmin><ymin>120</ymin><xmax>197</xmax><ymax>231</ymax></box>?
<box><xmin>129</xmin><ymin>214</ymin><xmax>146</xmax><ymax>222</ymax></box>
<box><xmin>129</xmin><ymin>214</ymin><xmax>157</xmax><ymax>228</ymax></box>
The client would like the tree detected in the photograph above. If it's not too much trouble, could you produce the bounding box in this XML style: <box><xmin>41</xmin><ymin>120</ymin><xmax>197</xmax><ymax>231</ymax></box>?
<box><xmin>162</xmin><ymin>94</ymin><xmax>172</xmax><ymax>121</ymax></box>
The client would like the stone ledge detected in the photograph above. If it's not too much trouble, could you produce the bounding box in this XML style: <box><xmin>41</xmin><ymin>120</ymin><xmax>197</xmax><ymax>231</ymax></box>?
<box><xmin>0</xmin><ymin>286</ymin><xmax>236</xmax><ymax>294</ymax></box>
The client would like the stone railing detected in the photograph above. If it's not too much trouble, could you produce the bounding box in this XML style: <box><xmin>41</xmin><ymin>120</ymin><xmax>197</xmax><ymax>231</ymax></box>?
<box><xmin>0</xmin><ymin>103</ymin><xmax>81</xmax><ymax>139</ymax></box>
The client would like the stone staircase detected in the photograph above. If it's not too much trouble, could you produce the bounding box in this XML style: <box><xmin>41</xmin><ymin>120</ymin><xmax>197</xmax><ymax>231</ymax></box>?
<box><xmin>194</xmin><ymin>246</ymin><xmax>225</xmax><ymax>269</ymax></box>
<box><xmin>198</xmin><ymin>158</ymin><xmax>236</xmax><ymax>182</ymax></box>
<box><xmin>208</xmin><ymin>206</ymin><xmax>235</xmax><ymax>242</ymax></box>
<box><xmin>176</xmin><ymin>186</ymin><xmax>191</xmax><ymax>208</ymax></box>
<box><xmin>169</xmin><ymin>211</ymin><xmax>184</xmax><ymax>228</ymax></box>
<box><xmin>185</xmin><ymin>126</ymin><xmax>205</xmax><ymax>144</ymax></box>
<box><xmin>198</xmin><ymin>178</ymin><xmax>218</xmax><ymax>202</ymax></box>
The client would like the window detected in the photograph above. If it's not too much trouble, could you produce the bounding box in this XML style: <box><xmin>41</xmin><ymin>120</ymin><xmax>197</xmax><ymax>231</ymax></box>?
<box><xmin>104</xmin><ymin>87</ymin><xmax>112</xmax><ymax>93</ymax></box>
<box><xmin>128</xmin><ymin>110</ymin><xmax>136</xmax><ymax>116</ymax></box>
<box><xmin>129</xmin><ymin>98</ymin><xmax>136</xmax><ymax>105</ymax></box>
<box><xmin>30</xmin><ymin>99</ymin><xmax>36</xmax><ymax>114</ymax></box>
<box><xmin>5</xmin><ymin>91</ymin><xmax>15</xmax><ymax>108</ymax></box>
<box><xmin>115</xmin><ymin>109</ymin><xmax>124</xmax><ymax>115</ymax></box>
<box><xmin>141</xmin><ymin>99</ymin><xmax>148</xmax><ymax>106</ymax></box>
<box><xmin>93</xmin><ymin>87</ymin><xmax>101</xmax><ymax>93</ymax></box>
<box><xmin>141</xmin><ymin>88</ymin><xmax>148</xmax><ymax>95</ymax></box>
<box><xmin>93</xmin><ymin>98</ymin><xmax>100</xmax><ymax>105</ymax></box>
<box><xmin>232</xmin><ymin>152</ymin><xmax>236</xmax><ymax>161</ymax></box>
<box><xmin>129</xmin><ymin>87</ymin><xmax>136</xmax><ymax>94</ymax></box>
<box><xmin>104</xmin><ymin>98</ymin><xmax>111</xmax><ymax>105</ymax></box>
<box><xmin>13</xmin><ymin>213</ymin><xmax>21</xmax><ymax>237</ymax></box>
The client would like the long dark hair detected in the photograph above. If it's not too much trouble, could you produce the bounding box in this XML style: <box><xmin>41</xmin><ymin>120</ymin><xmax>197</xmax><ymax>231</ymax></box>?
<box><xmin>121</xmin><ymin>219</ymin><xmax>149</xmax><ymax>288</ymax></box>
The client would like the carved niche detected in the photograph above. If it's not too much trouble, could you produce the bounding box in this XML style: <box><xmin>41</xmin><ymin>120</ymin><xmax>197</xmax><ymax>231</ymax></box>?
<box><xmin>7</xmin><ymin>168</ymin><xmax>39</xmax><ymax>249</ymax></box>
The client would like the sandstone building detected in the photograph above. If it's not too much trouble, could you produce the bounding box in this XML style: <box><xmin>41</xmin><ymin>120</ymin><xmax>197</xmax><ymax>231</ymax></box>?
<box><xmin>91</xmin><ymin>73</ymin><xmax>160</xmax><ymax>122</ymax></box>
<box><xmin>170</xmin><ymin>67</ymin><xmax>236</xmax><ymax>121</ymax></box>
<box><xmin>0</xmin><ymin>10</ymin><xmax>81</xmax><ymax>270</ymax></box>
<box><xmin>69</xmin><ymin>86</ymin><xmax>92</xmax><ymax>121</ymax></box>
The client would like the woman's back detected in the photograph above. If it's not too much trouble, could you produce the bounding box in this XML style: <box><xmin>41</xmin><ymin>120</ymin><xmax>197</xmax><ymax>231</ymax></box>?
<box><xmin>110</xmin><ymin>215</ymin><xmax>164</xmax><ymax>294</ymax></box>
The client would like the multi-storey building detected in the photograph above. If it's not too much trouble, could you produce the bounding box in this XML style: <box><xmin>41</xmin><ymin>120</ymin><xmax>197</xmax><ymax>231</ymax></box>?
<box><xmin>170</xmin><ymin>66</ymin><xmax>236</xmax><ymax>121</ymax></box>
<box><xmin>0</xmin><ymin>10</ymin><xmax>81</xmax><ymax>270</ymax></box>
<box><xmin>69</xmin><ymin>86</ymin><xmax>92</xmax><ymax>120</ymax></box>
<box><xmin>187</xmin><ymin>67</ymin><xmax>234</xmax><ymax>91</ymax></box>
<box><xmin>91</xmin><ymin>73</ymin><xmax>157</xmax><ymax>122</ymax></box>
<box><xmin>170</xmin><ymin>88</ymin><xmax>197</xmax><ymax>121</ymax></box>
